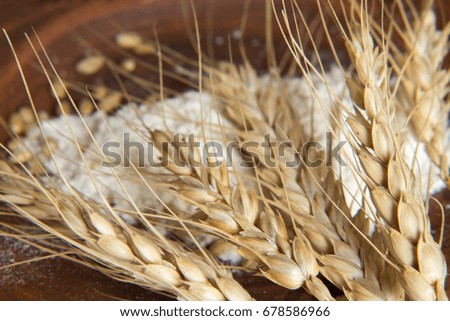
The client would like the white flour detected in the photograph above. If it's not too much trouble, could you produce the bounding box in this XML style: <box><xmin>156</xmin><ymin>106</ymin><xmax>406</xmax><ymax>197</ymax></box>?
<box><xmin>18</xmin><ymin>65</ymin><xmax>446</xmax><ymax>230</ymax></box>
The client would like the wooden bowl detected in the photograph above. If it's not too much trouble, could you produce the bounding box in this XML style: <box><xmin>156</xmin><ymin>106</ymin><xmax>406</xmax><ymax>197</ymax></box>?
<box><xmin>0</xmin><ymin>0</ymin><xmax>449</xmax><ymax>300</ymax></box>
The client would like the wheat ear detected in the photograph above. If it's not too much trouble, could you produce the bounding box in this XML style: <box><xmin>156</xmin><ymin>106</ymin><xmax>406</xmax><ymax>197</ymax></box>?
<box><xmin>394</xmin><ymin>0</ymin><xmax>450</xmax><ymax>188</ymax></box>
<box><xmin>338</xmin><ymin>4</ymin><xmax>447</xmax><ymax>300</ymax></box>
<box><xmin>143</xmin><ymin>127</ymin><xmax>334</xmax><ymax>298</ymax></box>
<box><xmin>204</xmin><ymin>60</ymin><xmax>400</xmax><ymax>300</ymax></box>
<box><xmin>0</xmin><ymin>159</ymin><xmax>252</xmax><ymax>301</ymax></box>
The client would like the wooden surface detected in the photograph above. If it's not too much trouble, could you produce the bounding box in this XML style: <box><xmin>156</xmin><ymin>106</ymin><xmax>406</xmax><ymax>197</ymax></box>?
<box><xmin>0</xmin><ymin>0</ymin><xmax>449</xmax><ymax>301</ymax></box>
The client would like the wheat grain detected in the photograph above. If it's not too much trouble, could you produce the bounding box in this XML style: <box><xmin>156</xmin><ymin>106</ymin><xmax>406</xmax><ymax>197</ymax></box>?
<box><xmin>9</xmin><ymin>111</ymin><xmax>26</xmax><ymax>135</ymax></box>
<box><xmin>115</xmin><ymin>32</ymin><xmax>143</xmax><ymax>49</ymax></box>
<box><xmin>56</xmin><ymin>100</ymin><xmax>72</xmax><ymax>115</ymax></box>
<box><xmin>76</xmin><ymin>55</ymin><xmax>105</xmax><ymax>75</ymax></box>
<box><xmin>120</xmin><ymin>57</ymin><xmax>137</xmax><ymax>72</ymax></box>
<box><xmin>98</xmin><ymin>92</ymin><xmax>122</xmax><ymax>113</ymax></box>
<box><xmin>50</xmin><ymin>80</ymin><xmax>67</xmax><ymax>100</ymax></box>
<box><xmin>133</xmin><ymin>42</ymin><xmax>156</xmax><ymax>55</ymax></box>
<box><xmin>78</xmin><ymin>98</ymin><xmax>95</xmax><ymax>115</ymax></box>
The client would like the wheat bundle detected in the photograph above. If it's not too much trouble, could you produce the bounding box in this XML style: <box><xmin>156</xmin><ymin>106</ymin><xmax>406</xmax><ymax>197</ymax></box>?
<box><xmin>0</xmin><ymin>0</ymin><xmax>448</xmax><ymax>301</ymax></box>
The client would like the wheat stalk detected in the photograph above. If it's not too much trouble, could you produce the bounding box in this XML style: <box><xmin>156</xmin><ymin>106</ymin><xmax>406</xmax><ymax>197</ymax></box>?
<box><xmin>331</xmin><ymin>2</ymin><xmax>447</xmax><ymax>300</ymax></box>
<box><xmin>202</xmin><ymin>61</ymin><xmax>398</xmax><ymax>300</ymax></box>
<box><xmin>0</xmin><ymin>159</ymin><xmax>252</xmax><ymax>301</ymax></box>
<box><xmin>145</xmin><ymin>127</ymin><xmax>328</xmax><ymax>294</ymax></box>
<box><xmin>273</xmin><ymin>0</ymin><xmax>448</xmax><ymax>300</ymax></box>
<box><xmin>394</xmin><ymin>0</ymin><xmax>450</xmax><ymax>189</ymax></box>
<box><xmin>1</xmin><ymin>28</ymin><xmax>255</xmax><ymax>301</ymax></box>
